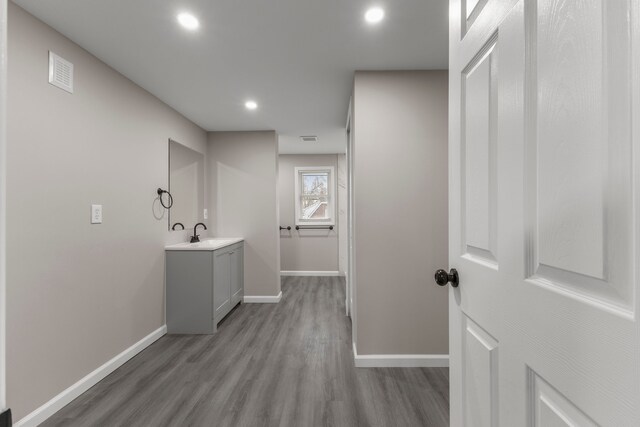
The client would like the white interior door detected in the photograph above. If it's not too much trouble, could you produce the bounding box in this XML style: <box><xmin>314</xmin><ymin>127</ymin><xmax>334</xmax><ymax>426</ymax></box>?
<box><xmin>448</xmin><ymin>0</ymin><xmax>640</xmax><ymax>425</ymax></box>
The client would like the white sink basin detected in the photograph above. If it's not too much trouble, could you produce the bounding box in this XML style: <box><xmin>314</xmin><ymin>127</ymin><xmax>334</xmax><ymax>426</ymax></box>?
<box><xmin>165</xmin><ymin>237</ymin><xmax>243</xmax><ymax>251</ymax></box>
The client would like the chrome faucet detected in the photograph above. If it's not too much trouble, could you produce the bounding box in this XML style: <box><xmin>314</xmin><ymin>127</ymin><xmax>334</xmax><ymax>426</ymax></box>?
<box><xmin>191</xmin><ymin>223</ymin><xmax>207</xmax><ymax>243</ymax></box>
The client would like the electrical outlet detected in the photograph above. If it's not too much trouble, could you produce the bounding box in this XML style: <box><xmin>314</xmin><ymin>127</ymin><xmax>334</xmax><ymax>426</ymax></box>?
<box><xmin>91</xmin><ymin>204</ymin><xmax>103</xmax><ymax>224</ymax></box>
<box><xmin>203</xmin><ymin>209</ymin><xmax>208</xmax><ymax>220</ymax></box>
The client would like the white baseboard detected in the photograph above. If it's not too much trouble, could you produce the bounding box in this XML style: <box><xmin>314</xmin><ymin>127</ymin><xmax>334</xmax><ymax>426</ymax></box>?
<box><xmin>243</xmin><ymin>291</ymin><xmax>282</xmax><ymax>303</ymax></box>
<box><xmin>281</xmin><ymin>271</ymin><xmax>345</xmax><ymax>277</ymax></box>
<box><xmin>15</xmin><ymin>325</ymin><xmax>167</xmax><ymax>427</ymax></box>
<box><xmin>353</xmin><ymin>342</ymin><xmax>449</xmax><ymax>368</ymax></box>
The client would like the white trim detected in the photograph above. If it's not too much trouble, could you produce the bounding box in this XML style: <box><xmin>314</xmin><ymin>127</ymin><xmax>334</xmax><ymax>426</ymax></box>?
<box><xmin>280</xmin><ymin>270</ymin><xmax>344</xmax><ymax>277</ymax></box>
<box><xmin>15</xmin><ymin>326</ymin><xmax>167</xmax><ymax>427</ymax></box>
<box><xmin>352</xmin><ymin>342</ymin><xmax>449</xmax><ymax>368</ymax></box>
<box><xmin>243</xmin><ymin>291</ymin><xmax>282</xmax><ymax>303</ymax></box>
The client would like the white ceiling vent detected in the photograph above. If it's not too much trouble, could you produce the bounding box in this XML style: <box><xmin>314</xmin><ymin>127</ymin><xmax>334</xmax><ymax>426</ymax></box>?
<box><xmin>48</xmin><ymin>51</ymin><xmax>74</xmax><ymax>93</ymax></box>
<box><xmin>300</xmin><ymin>136</ymin><xmax>318</xmax><ymax>142</ymax></box>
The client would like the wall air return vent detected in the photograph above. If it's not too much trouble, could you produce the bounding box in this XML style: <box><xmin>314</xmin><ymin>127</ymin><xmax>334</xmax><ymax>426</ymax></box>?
<box><xmin>300</xmin><ymin>136</ymin><xmax>318</xmax><ymax>142</ymax></box>
<box><xmin>48</xmin><ymin>51</ymin><xmax>74</xmax><ymax>93</ymax></box>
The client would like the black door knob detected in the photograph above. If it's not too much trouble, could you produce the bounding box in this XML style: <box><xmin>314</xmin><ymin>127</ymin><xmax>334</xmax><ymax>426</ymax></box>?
<box><xmin>434</xmin><ymin>268</ymin><xmax>459</xmax><ymax>288</ymax></box>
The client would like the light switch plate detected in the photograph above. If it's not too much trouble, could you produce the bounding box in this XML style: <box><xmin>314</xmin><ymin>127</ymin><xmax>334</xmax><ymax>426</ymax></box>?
<box><xmin>91</xmin><ymin>204</ymin><xmax>102</xmax><ymax>224</ymax></box>
<box><xmin>203</xmin><ymin>209</ymin><xmax>208</xmax><ymax>220</ymax></box>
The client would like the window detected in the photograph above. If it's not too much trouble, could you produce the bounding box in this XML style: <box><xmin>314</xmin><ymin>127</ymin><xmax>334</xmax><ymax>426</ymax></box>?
<box><xmin>294</xmin><ymin>166</ymin><xmax>335</xmax><ymax>226</ymax></box>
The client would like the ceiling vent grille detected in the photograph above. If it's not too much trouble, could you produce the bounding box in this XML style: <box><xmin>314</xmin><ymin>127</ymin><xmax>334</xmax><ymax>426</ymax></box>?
<box><xmin>48</xmin><ymin>51</ymin><xmax>74</xmax><ymax>93</ymax></box>
<box><xmin>300</xmin><ymin>136</ymin><xmax>318</xmax><ymax>142</ymax></box>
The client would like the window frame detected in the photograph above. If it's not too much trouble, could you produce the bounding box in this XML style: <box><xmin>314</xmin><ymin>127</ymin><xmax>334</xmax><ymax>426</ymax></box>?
<box><xmin>294</xmin><ymin>166</ymin><xmax>336</xmax><ymax>226</ymax></box>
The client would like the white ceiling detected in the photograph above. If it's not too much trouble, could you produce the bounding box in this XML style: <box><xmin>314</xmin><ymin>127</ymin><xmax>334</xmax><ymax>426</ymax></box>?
<box><xmin>13</xmin><ymin>0</ymin><xmax>449</xmax><ymax>154</ymax></box>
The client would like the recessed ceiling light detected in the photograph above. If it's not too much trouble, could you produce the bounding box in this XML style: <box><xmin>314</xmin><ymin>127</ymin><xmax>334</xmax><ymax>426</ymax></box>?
<box><xmin>177</xmin><ymin>13</ymin><xmax>199</xmax><ymax>30</ymax></box>
<box><xmin>365</xmin><ymin>7</ymin><xmax>385</xmax><ymax>24</ymax></box>
<box><xmin>245</xmin><ymin>100</ymin><xmax>258</xmax><ymax>110</ymax></box>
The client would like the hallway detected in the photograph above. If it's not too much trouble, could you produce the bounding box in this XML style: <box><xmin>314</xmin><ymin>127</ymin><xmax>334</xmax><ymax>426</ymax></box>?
<box><xmin>43</xmin><ymin>277</ymin><xmax>449</xmax><ymax>426</ymax></box>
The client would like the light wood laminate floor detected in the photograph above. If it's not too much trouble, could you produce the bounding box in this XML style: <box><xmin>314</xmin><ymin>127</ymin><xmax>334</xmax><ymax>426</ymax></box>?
<box><xmin>43</xmin><ymin>276</ymin><xmax>449</xmax><ymax>427</ymax></box>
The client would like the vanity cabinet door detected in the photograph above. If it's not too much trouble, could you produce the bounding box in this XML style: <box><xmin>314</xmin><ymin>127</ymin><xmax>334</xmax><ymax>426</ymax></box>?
<box><xmin>230</xmin><ymin>245</ymin><xmax>244</xmax><ymax>306</ymax></box>
<box><xmin>166</xmin><ymin>251</ymin><xmax>214</xmax><ymax>334</ymax></box>
<box><xmin>213</xmin><ymin>249</ymin><xmax>231</xmax><ymax>322</ymax></box>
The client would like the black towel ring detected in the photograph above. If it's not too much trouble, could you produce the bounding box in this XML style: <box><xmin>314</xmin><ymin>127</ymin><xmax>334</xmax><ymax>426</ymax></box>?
<box><xmin>157</xmin><ymin>188</ymin><xmax>174</xmax><ymax>209</ymax></box>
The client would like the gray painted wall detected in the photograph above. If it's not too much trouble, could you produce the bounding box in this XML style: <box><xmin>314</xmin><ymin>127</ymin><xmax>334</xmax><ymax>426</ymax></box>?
<box><xmin>0</xmin><ymin>0</ymin><xmax>6</xmax><ymax>413</ymax></box>
<box><xmin>208</xmin><ymin>131</ymin><xmax>280</xmax><ymax>298</ymax></box>
<box><xmin>353</xmin><ymin>71</ymin><xmax>449</xmax><ymax>356</ymax></box>
<box><xmin>7</xmin><ymin>3</ymin><xmax>207</xmax><ymax>419</ymax></box>
<box><xmin>278</xmin><ymin>154</ymin><xmax>340</xmax><ymax>272</ymax></box>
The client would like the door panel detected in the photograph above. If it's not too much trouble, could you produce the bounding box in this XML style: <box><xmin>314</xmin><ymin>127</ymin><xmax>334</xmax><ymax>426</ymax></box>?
<box><xmin>527</xmin><ymin>0</ymin><xmax>634</xmax><ymax>310</ymax></box>
<box><xmin>213</xmin><ymin>250</ymin><xmax>231</xmax><ymax>320</ymax></box>
<box><xmin>535</xmin><ymin>0</ymin><xmax>606</xmax><ymax>280</ymax></box>
<box><xmin>463</xmin><ymin>315</ymin><xmax>498</xmax><ymax>427</ymax></box>
<box><xmin>230</xmin><ymin>246</ymin><xmax>243</xmax><ymax>305</ymax></box>
<box><xmin>449</xmin><ymin>0</ymin><xmax>640</xmax><ymax>425</ymax></box>
<box><xmin>530</xmin><ymin>370</ymin><xmax>598</xmax><ymax>427</ymax></box>
<box><xmin>462</xmin><ymin>36</ymin><xmax>498</xmax><ymax>265</ymax></box>
<box><xmin>462</xmin><ymin>0</ymin><xmax>490</xmax><ymax>37</ymax></box>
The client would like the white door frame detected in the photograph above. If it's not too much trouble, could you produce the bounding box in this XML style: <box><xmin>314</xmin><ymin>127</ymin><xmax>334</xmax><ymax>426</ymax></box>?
<box><xmin>346</xmin><ymin>97</ymin><xmax>356</xmax><ymax>345</ymax></box>
<box><xmin>344</xmin><ymin>107</ymin><xmax>351</xmax><ymax>316</ymax></box>
<box><xmin>0</xmin><ymin>0</ymin><xmax>8</xmax><ymax>413</ymax></box>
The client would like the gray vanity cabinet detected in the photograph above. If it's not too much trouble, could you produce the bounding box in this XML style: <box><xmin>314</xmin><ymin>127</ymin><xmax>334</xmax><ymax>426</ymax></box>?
<box><xmin>166</xmin><ymin>241</ymin><xmax>244</xmax><ymax>334</ymax></box>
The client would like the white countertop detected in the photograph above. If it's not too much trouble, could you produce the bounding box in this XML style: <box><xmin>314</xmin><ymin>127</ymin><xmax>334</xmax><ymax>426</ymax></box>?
<box><xmin>165</xmin><ymin>237</ymin><xmax>244</xmax><ymax>251</ymax></box>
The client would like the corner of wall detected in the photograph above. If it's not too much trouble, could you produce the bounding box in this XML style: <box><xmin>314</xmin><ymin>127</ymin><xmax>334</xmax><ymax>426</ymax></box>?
<box><xmin>206</xmin><ymin>130</ymin><xmax>280</xmax><ymax>299</ymax></box>
<box><xmin>351</xmin><ymin>71</ymin><xmax>449</xmax><ymax>357</ymax></box>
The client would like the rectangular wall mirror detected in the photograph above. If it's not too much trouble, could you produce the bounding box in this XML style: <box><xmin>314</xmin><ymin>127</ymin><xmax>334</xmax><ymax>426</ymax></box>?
<box><xmin>169</xmin><ymin>139</ymin><xmax>205</xmax><ymax>231</ymax></box>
